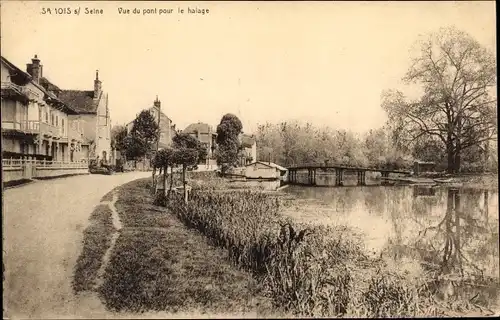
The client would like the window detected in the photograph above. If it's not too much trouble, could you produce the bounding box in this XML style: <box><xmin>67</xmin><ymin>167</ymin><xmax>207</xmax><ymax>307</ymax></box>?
<box><xmin>51</xmin><ymin>114</ymin><xmax>54</xmax><ymax>125</ymax></box>
<box><xmin>45</xmin><ymin>111</ymin><xmax>48</xmax><ymax>122</ymax></box>
<box><xmin>56</xmin><ymin>116</ymin><xmax>59</xmax><ymax>126</ymax></box>
<box><xmin>62</xmin><ymin>119</ymin><xmax>65</xmax><ymax>133</ymax></box>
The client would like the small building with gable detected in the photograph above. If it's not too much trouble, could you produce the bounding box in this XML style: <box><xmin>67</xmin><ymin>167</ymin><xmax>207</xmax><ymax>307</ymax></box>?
<box><xmin>245</xmin><ymin>161</ymin><xmax>288</xmax><ymax>180</ymax></box>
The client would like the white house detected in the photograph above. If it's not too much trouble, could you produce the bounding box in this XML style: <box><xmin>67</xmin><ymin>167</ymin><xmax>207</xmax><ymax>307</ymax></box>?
<box><xmin>245</xmin><ymin>161</ymin><xmax>288</xmax><ymax>180</ymax></box>
<box><xmin>238</xmin><ymin>133</ymin><xmax>257</xmax><ymax>166</ymax></box>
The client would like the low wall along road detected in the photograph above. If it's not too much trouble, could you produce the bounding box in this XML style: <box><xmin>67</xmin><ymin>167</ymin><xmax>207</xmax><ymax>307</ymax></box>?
<box><xmin>2</xmin><ymin>158</ymin><xmax>89</xmax><ymax>183</ymax></box>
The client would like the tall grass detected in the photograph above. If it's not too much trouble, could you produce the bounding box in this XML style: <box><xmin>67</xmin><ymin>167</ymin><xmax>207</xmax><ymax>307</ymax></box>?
<box><xmin>163</xmin><ymin>189</ymin><xmax>455</xmax><ymax>317</ymax></box>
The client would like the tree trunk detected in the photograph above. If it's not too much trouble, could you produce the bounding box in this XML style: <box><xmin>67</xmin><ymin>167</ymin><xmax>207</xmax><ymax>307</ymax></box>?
<box><xmin>452</xmin><ymin>141</ymin><xmax>461</xmax><ymax>173</ymax></box>
<box><xmin>484</xmin><ymin>140</ymin><xmax>490</xmax><ymax>169</ymax></box>
<box><xmin>167</xmin><ymin>166</ymin><xmax>174</xmax><ymax>199</ymax></box>
<box><xmin>152</xmin><ymin>165</ymin><xmax>156</xmax><ymax>193</ymax></box>
<box><xmin>446</xmin><ymin>142</ymin><xmax>456</xmax><ymax>174</ymax></box>
<box><xmin>182</xmin><ymin>165</ymin><xmax>187</xmax><ymax>203</ymax></box>
<box><xmin>163</xmin><ymin>165</ymin><xmax>168</xmax><ymax>197</ymax></box>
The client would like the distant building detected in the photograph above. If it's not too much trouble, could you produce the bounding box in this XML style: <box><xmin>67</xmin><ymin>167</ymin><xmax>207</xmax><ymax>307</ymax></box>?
<box><xmin>123</xmin><ymin>97</ymin><xmax>177</xmax><ymax>170</ymax></box>
<box><xmin>413</xmin><ymin>161</ymin><xmax>435</xmax><ymax>176</ymax></box>
<box><xmin>126</xmin><ymin>96</ymin><xmax>177</xmax><ymax>149</ymax></box>
<box><xmin>238</xmin><ymin>133</ymin><xmax>257</xmax><ymax>166</ymax></box>
<box><xmin>183</xmin><ymin>122</ymin><xmax>217</xmax><ymax>162</ymax></box>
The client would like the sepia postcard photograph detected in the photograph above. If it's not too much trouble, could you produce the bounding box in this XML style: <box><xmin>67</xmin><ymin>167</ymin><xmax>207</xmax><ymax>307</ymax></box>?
<box><xmin>1</xmin><ymin>0</ymin><xmax>498</xmax><ymax>318</ymax></box>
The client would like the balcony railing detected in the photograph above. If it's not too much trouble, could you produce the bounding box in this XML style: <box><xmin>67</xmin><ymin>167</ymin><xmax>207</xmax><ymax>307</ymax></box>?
<box><xmin>2</xmin><ymin>120</ymin><xmax>85</xmax><ymax>142</ymax></box>
<box><xmin>21</xmin><ymin>120</ymin><xmax>40</xmax><ymax>132</ymax></box>
<box><xmin>2</xmin><ymin>120</ymin><xmax>40</xmax><ymax>134</ymax></box>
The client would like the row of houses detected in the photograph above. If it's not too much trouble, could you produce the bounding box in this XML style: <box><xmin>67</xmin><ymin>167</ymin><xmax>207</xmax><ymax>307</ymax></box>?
<box><xmin>1</xmin><ymin>55</ymin><xmax>112</xmax><ymax>170</ymax></box>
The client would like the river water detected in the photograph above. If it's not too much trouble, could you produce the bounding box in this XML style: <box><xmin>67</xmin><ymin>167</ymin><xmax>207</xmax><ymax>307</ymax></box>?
<box><xmin>280</xmin><ymin>175</ymin><xmax>500</xmax><ymax>307</ymax></box>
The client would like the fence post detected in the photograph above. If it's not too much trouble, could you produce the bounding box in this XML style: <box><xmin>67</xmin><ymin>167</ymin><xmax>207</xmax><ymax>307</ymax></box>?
<box><xmin>22</xmin><ymin>156</ymin><xmax>27</xmax><ymax>179</ymax></box>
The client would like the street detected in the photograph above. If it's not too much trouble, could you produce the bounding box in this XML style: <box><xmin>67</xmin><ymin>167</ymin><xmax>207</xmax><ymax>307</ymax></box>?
<box><xmin>2</xmin><ymin>172</ymin><xmax>150</xmax><ymax>319</ymax></box>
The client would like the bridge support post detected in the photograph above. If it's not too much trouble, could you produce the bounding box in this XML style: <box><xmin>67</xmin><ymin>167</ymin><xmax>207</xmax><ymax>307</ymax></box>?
<box><xmin>335</xmin><ymin>168</ymin><xmax>344</xmax><ymax>186</ymax></box>
<box><xmin>312</xmin><ymin>168</ymin><xmax>317</xmax><ymax>185</ymax></box>
<box><xmin>357</xmin><ymin>171</ymin><xmax>366</xmax><ymax>186</ymax></box>
<box><xmin>380</xmin><ymin>171</ymin><xmax>389</xmax><ymax>185</ymax></box>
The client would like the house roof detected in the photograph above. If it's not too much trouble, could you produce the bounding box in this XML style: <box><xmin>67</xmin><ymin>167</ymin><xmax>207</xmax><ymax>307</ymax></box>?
<box><xmin>39</xmin><ymin>76</ymin><xmax>62</xmax><ymax>93</ymax></box>
<box><xmin>58</xmin><ymin>90</ymin><xmax>99</xmax><ymax>114</ymax></box>
<box><xmin>152</xmin><ymin>106</ymin><xmax>173</xmax><ymax>124</ymax></box>
<box><xmin>246</xmin><ymin>161</ymin><xmax>287</xmax><ymax>171</ymax></box>
<box><xmin>241</xmin><ymin>134</ymin><xmax>256</xmax><ymax>148</ymax></box>
<box><xmin>183</xmin><ymin>122</ymin><xmax>215</xmax><ymax>135</ymax></box>
<box><xmin>1</xmin><ymin>56</ymin><xmax>32</xmax><ymax>85</ymax></box>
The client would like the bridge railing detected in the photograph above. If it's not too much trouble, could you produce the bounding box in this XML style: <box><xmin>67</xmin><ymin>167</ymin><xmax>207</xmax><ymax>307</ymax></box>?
<box><xmin>287</xmin><ymin>162</ymin><xmax>411</xmax><ymax>173</ymax></box>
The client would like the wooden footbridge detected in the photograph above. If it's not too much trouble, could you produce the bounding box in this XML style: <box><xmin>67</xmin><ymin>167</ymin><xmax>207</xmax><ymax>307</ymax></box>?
<box><xmin>287</xmin><ymin>163</ymin><xmax>411</xmax><ymax>186</ymax></box>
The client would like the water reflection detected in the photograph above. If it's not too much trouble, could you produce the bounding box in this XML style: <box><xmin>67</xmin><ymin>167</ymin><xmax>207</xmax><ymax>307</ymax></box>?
<box><xmin>282</xmin><ymin>185</ymin><xmax>500</xmax><ymax>306</ymax></box>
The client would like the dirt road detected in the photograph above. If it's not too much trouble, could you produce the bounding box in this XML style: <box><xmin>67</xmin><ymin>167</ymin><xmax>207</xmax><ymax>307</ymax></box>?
<box><xmin>3</xmin><ymin>172</ymin><xmax>150</xmax><ymax>319</ymax></box>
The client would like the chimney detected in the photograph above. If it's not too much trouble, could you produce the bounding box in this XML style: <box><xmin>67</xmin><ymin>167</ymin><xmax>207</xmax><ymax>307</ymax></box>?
<box><xmin>26</xmin><ymin>54</ymin><xmax>42</xmax><ymax>83</ymax></box>
<box><xmin>94</xmin><ymin>70</ymin><xmax>102</xmax><ymax>99</ymax></box>
<box><xmin>154</xmin><ymin>95</ymin><xmax>161</xmax><ymax>109</ymax></box>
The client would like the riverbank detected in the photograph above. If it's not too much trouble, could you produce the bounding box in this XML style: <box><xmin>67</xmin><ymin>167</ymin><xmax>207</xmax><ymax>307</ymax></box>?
<box><xmin>382</xmin><ymin>173</ymin><xmax>498</xmax><ymax>190</ymax></box>
<box><xmin>73</xmin><ymin>178</ymin><xmax>285</xmax><ymax>318</ymax></box>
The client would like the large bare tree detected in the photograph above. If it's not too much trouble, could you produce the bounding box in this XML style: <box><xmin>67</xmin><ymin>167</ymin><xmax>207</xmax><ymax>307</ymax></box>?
<box><xmin>383</xmin><ymin>27</ymin><xmax>497</xmax><ymax>173</ymax></box>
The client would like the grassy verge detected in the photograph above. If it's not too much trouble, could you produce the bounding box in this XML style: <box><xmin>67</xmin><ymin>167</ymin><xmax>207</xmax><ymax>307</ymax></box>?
<box><xmin>73</xmin><ymin>204</ymin><xmax>116</xmax><ymax>293</ymax></box>
<box><xmin>100</xmin><ymin>189</ymin><xmax>116</xmax><ymax>202</ymax></box>
<box><xmin>98</xmin><ymin>178</ymin><xmax>280</xmax><ymax>316</ymax></box>
<box><xmin>163</xmin><ymin>181</ymin><xmax>497</xmax><ymax>317</ymax></box>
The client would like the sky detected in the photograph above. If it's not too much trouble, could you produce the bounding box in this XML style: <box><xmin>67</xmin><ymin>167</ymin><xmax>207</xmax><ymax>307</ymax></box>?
<box><xmin>1</xmin><ymin>1</ymin><xmax>496</xmax><ymax>135</ymax></box>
